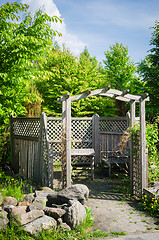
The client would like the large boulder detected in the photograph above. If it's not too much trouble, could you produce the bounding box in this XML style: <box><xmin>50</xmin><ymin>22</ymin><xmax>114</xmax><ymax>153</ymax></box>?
<box><xmin>0</xmin><ymin>210</ymin><xmax>9</xmax><ymax>230</ymax></box>
<box><xmin>31</xmin><ymin>197</ymin><xmax>47</xmax><ymax>210</ymax></box>
<box><xmin>11</xmin><ymin>206</ymin><xmax>27</xmax><ymax>216</ymax></box>
<box><xmin>12</xmin><ymin>209</ymin><xmax>44</xmax><ymax>225</ymax></box>
<box><xmin>2</xmin><ymin>196</ymin><xmax>17</xmax><ymax>208</ymax></box>
<box><xmin>35</xmin><ymin>190</ymin><xmax>54</xmax><ymax>198</ymax></box>
<box><xmin>23</xmin><ymin>193</ymin><xmax>35</xmax><ymax>204</ymax></box>
<box><xmin>47</xmin><ymin>184</ymin><xmax>89</xmax><ymax>205</ymax></box>
<box><xmin>63</xmin><ymin>199</ymin><xmax>86</xmax><ymax>228</ymax></box>
<box><xmin>23</xmin><ymin>215</ymin><xmax>57</xmax><ymax>235</ymax></box>
<box><xmin>44</xmin><ymin>207</ymin><xmax>66</xmax><ymax>220</ymax></box>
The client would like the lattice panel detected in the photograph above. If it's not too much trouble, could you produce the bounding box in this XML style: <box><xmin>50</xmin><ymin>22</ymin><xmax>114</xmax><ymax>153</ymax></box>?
<box><xmin>71</xmin><ymin>119</ymin><xmax>93</xmax><ymax>149</ymax></box>
<box><xmin>42</xmin><ymin>126</ymin><xmax>48</xmax><ymax>166</ymax></box>
<box><xmin>47</xmin><ymin>119</ymin><xmax>62</xmax><ymax>141</ymax></box>
<box><xmin>99</xmin><ymin>119</ymin><xmax>128</xmax><ymax>132</ymax></box>
<box><xmin>13</xmin><ymin>119</ymin><xmax>40</xmax><ymax>137</ymax></box>
<box><xmin>132</xmin><ymin>134</ymin><xmax>141</xmax><ymax>197</ymax></box>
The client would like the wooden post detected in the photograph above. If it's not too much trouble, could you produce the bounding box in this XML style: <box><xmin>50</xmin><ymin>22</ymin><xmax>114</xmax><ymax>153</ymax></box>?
<box><xmin>44</xmin><ymin>112</ymin><xmax>53</xmax><ymax>188</ymax></box>
<box><xmin>130</xmin><ymin>100</ymin><xmax>135</xmax><ymax>195</ymax></box>
<box><xmin>140</xmin><ymin>98</ymin><xmax>147</xmax><ymax>193</ymax></box>
<box><xmin>92</xmin><ymin>114</ymin><xmax>100</xmax><ymax>165</ymax></box>
<box><xmin>66</xmin><ymin>98</ymin><xmax>72</xmax><ymax>187</ymax></box>
<box><xmin>10</xmin><ymin>114</ymin><xmax>15</xmax><ymax>172</ymax></box>
<box><xmin>38</xmin><ymin>113</ymin><xmax>44</xmax><ymax>185</ymax></box>
<box><xmin>62</xmin><ymin>100</ymin><xmax>67</xmax><ymax>188</ymax></box>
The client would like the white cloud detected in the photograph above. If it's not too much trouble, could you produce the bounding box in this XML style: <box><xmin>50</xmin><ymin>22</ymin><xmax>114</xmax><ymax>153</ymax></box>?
<box><xmin>21</xmin><ymin>0</ymin><xmax>86</xmax><ymax>56</ymax></box>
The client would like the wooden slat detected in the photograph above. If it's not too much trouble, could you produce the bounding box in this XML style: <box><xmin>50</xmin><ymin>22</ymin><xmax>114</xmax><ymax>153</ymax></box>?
<box><xmin>99</xmin><ymin>117</ymin><xmax>127</xmax><ymax>120</ymax></box>
<box><xmin>71</xmin><ymin>148</ymin><xmax>95</xmax><ymax>156</ymax></box>
<box><xmin>14</xmin><ymin>135</ymin><xmax>39</xmax><ymax>141</ymax></box>
<box><xmin>100</xmin><ymin>131</ymin><xmax>123</xmax><ymax>135</ymax></box>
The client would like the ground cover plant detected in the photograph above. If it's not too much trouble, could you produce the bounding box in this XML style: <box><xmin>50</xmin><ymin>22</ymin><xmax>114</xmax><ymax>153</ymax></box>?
<box><xmin>137</xmin><ymin>194</ymin><xmax>159</xmax><ymax>218</ymax></box>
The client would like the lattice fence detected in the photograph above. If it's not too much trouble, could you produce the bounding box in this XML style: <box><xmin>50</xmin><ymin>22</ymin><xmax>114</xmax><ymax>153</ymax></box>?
<box><xmin>99</xmin><ymin>117</ymin><xmax>128</xmax><ymax>132</ymax></box>
<box><xmin>71</xmin><ymin>118</ymin><xmax>93</xmax><ymax>164</ymax></box>
<box><xmin>132</xmin><ymin>131</ymin><xmax>141</xmax><ymax>197</ymax></box>
<box><xmin>12</xmin><ymin>117</ymin><xmax>40</xmax><ymax>138</ymax></box>
<box><xmin>11</xmin><ymin>114</ymin><xmax>142</xmax><ymax>195</ymax></box>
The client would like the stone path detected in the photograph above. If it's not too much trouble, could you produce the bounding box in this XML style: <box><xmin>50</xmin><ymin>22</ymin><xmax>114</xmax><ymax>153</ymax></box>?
<box><xmin>73</xmin><ymin>175</ymin><xmax>159</xmax><ymax>239</ymax></box>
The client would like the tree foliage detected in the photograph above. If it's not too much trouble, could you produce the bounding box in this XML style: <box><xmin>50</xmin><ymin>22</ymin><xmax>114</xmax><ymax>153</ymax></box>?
<box><xmin>36</xmin><ymin>46</ymin><xmax>116</xmax><ymax>117</ymax></box>
<box><xmin>138</xmin><ymin>21</ymin><xmax>159</xmax><ymax>119</ymax></box>
<box><xmin>103</xmin><ymin>42</ymin><xmax>139</xmax><ymax>115</ymax></box>
<box><xmin>0</xmin><ymin>2</ymin><xmax>61</xmax><ymax>164</ymax></box>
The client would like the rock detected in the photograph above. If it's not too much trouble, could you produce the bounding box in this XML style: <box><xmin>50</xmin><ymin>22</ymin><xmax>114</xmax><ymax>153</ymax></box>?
<box><xmin>44</xmin><ymin>207</ymin><xmax>66</xmax><ymax>220</ymax></box>
<box><xmin>18</xmin><ymin>201</ymin><xmax>30</xmax><ymax>207</ymax></box>
<box><xmin>35</xmin><ymin>191</ymin><xmax>53</xmax><ymax>198</ymax></box>
<box><xmin>72</xmin><ymin>184</ymin><xmax>89</xmax><ymax>201</ymax></box>
<box><xmin>0</xmin><ymin>210</ymin><xmax>9</xmax><ymax>230</ymax></box>
<box><xmin>39</xmin><ymin>187</ymin><xmax>54</xmax><ymax>192</ymax></box>
<box><xmin>2</xmin><ymin>196</ymin><xmax>17</xmax><ymax>208</ymax></box>
<box><xmin>47</xmin><ymin>192</ymin><xmax>59</xmax><ymax>205</ymax></box>
<box><xmin>59</xmin><ymin>222</ymin><xmax>71</xmax><ymax>231</ymax></box>
<box><xmin>4</xmin><ymin>205</ymin><xmax>15</xmax><ymax>213</ymax></box>
<box><xmin>12</xmin><ymin>209</ymin><xmax>44</xmax><ymax>225</ymax></box>
<box><xmin>23</xmin><ymin>215</ymin><xmax>57</xmax><ymax>235</ymax></box>
<box><xmin>11</xmin><ymin>206</ymin><xmax>27</xmax><ymax>216</ymax></box>
<box><xmin>49</xmin><ymin>203</ymin><xmax>67</xmax><ymax>209</ymax></box>
<box><xmin>23</xmin><ymin>193</ymin><xmax>35</xmax><ymax>204</ymax></box>
<box><xmin>47</xmin><ymin>184</ymin><xmax>89</xmax><ymax>205</ymax></box>
<box><xmin>31</xmin><ymin>197</ymin><xmax>47</xmax><ymax>210</ymax></box>
<box><xmin>63</xmin><ymin>199</ymin><xmax>86</xmax><ymax>228</ymax></box>
<box><xmin>26</xmin><ymin>204</ymin><xmax>38</xmax><ymax>212</ymax></box>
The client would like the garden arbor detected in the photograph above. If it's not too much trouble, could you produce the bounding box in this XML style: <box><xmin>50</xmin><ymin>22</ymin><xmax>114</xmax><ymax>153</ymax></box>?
<box><xmin>57</xmin><ymin>86</ymin><xmax>149</xmax><ymax>195</ymax></box>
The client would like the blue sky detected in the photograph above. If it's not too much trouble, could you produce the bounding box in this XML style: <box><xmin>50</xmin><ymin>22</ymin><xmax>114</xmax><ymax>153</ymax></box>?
<box><xmin>1</xmin><ymin>0</ymin><xmax>159</xmax><ymax>64</ymax></box>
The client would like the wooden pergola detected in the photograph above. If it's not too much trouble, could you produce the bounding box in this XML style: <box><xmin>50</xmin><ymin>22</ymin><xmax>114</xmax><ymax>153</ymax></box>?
<box><xmin>57</xmin><ymin>86</ymin><xmax>149</xmax><ymax>194</ymax></box>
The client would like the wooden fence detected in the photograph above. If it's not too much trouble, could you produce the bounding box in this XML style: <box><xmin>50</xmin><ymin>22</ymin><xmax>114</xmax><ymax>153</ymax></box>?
<box><xmin>10</xmin><ymin>113</ymin><xmax>144</xmax><ymax>196</ymax></box>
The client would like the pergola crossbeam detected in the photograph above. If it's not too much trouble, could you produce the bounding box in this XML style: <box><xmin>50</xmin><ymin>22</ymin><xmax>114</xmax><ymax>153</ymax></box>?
<box><xmin>70</xmin><ymin>85</ymin><xmax>111</xmax><ymax>102</ymax></box>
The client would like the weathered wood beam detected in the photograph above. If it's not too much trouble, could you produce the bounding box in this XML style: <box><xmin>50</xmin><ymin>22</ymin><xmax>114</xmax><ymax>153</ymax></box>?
<box><xmin>140</xmin><ymin>93</ymin><xmax>149</xmax><ymax>101</ymax></box>
<box><xmin>65</xmin><ymin>98</ymin><xmax>72</xmax><ymax>187</ymax></box>
<box><xmin>122</xmin><ymin>94</ymin><xmax>141</xmax><ymax>101</ymax></box>
<box><xmin>70</xmin><ymin>85</ymin><xmax>111</xmax><ymax>102</ymax></box>
<box><xmin>57</xmin><ymin>92</ymin><xmax>70</xmax><ymax>103</ymax></box>
<box><xmin>115</xmin><ymin>96</ymin><xmax>131</xmax><ymax>102</ymax></box>
<box><xmin>140</xmin><ymin>98</ymin><xmax>147</xmax><ymax>193</ymax></box>
<box><xmin>130</xmin><ymin>100</ymin><xmax>135</xmax><ymax>195</ymax></box>
<box><xmin>121</xmin><ymin>89</ymin><xmax>130</xmax><ymax>96</ymax></box>
<box><xmin>100</xmin><ymin>88</ymin><xmax>130</xmax><ymax>101</ymax></box>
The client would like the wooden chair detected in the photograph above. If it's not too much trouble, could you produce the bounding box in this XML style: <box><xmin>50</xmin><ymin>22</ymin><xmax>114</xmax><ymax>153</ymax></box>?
<box><xmin>71</xmin><ymin>148</ymin><xmax>95</xmax><ymax>180</ymax></box>
<box><xmin>101</xmin><ymin>149</ymin><xmax>130</xmax><ymax>176</ymax></box>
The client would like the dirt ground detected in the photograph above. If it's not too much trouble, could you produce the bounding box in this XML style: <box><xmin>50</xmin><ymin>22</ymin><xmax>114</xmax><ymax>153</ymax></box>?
<box><xmin>73</xmin><ymin>169</ymin><xmax>159</xmax><ymax>239</ymax></box>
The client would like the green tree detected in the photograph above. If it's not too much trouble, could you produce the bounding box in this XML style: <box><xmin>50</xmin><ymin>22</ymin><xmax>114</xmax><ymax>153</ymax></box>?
<box><xmin>138</xmin><ymin>21</ymin><xmax>159</xmax><ymax>119</ymax></box>
<box><xmin>37</xmin><ymin>46</ymin><xmax>116</xmax><ymax>117</ymax></box>
<box><xmin>103</xmin><ymin>42</ymin><xmax>138</xmax><ymax>116</ymax></box>
<box><xmin>0</xmin><ymin>2</ymin><xmax>61</xmax><ymax>165</ymax></box>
